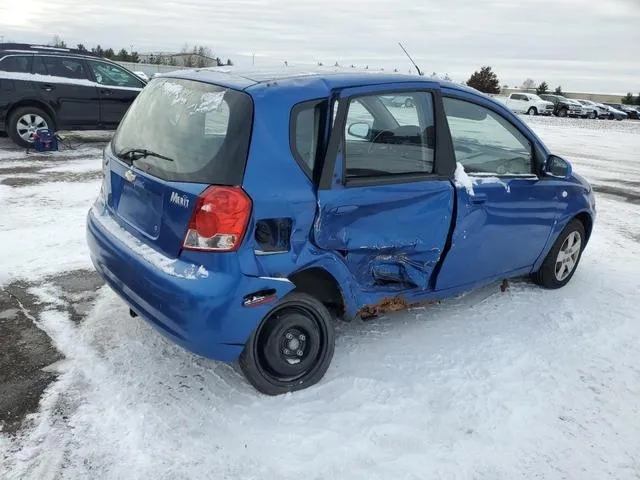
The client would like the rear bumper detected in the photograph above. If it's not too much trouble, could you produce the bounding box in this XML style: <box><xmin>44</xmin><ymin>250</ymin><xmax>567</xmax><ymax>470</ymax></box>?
<box><xmin>86</xmin><ymin>206</ymin><xmax>294</xmax><ymax>362</ymax></box>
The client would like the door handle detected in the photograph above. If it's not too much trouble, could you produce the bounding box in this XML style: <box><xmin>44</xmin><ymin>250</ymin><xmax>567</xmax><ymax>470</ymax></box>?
<box><xmin>471</xmin><ymin>194</ymin><xmax>487</xmax><ymax>205</ymax></box>
<box><xmin>41</xmin><ymin>84</ymin><xmax>54</xmax><ymax>92</ymax></box>
<box><xmin>101</xmin><ymin>89</ymin><xmax>114</xmax><ymax>96</ymax></box>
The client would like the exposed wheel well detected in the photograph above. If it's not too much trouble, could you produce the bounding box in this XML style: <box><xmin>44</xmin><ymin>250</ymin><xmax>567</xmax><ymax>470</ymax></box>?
<box><xmin>288</xmin><ymin>268</ymin><xmax>345</xmax><ymax>319</ymax></box>
<box><xmin>574</xmin><ymin>212</ymin><xmax>593</xmax><ymax>243</ymax></box>
<box><xmin>6</xmin><ymin>101</ymin><xmax>57</xmax><ymax>129</ymax></box>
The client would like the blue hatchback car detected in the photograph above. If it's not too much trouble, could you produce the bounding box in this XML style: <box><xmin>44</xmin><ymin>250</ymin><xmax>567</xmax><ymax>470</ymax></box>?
<box><xmin>86</xmin><ymin>70</ymin><xmax>596</xmax><ymax>394</ymax></box>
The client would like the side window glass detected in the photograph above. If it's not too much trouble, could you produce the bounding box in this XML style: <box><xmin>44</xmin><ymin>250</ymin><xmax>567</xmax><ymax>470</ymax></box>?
<box><xmin>345</xmin><ymin>100</ymin><xmax>374</xmax><ymax>142</ymax></box>
<box><xmin>41</xmin><ymin>57</ymin><xmax>88</xmax><ymax>79</ymax></box>
<box><xmin>33</xmin><ymin>56</ymin><xmax>48</xmax><ymax>75</ymax></box>
<box><xmin>0</xmin><ymin>55</ymin><xmax>32</xmax><ymax>73</ymax></box>
<box><xmin>443</xmin><ymin>97</ymin><xmax>533</xmax><ymax>175</ymax></box>
<box><xmin>291</xmin><ymin>101</ymin><xmax>323</xmax><ymax>176</ymax></box>
<box><xmin>88</xmin><ymin>61</ymin><xmax>143</xmax><ymax>88</ymax></box>
<box><xmin>343</xmin><ymin>92</ymin><xmax>435</xmax><ymax>178</ymax></box>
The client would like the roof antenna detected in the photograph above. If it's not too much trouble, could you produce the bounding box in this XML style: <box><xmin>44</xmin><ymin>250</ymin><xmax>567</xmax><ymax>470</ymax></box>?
<box><xmin>398</xmin><ymin>42</ymin><xmax>423</xmax><ymax>76</ymax></box>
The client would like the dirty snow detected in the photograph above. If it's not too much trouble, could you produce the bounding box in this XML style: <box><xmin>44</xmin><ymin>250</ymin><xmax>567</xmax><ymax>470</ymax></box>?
<box><xmin>1</xmin><ymin>117</ymin><xmax>640</xmax><ymax>479</ymax></box>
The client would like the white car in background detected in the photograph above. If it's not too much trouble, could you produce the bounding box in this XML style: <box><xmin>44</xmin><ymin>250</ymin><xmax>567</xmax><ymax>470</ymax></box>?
<box><xmin>575</xmin><ymin>99</ymin><xmax>608</xmax><ymax>119</ymax></box>
<box><xmin>133</xmin><ymin>71</ymin><xmax>150</xmax><ymax>82</ymax></box>
<box><xmin>494</xmin><ymin>92</ymin><xmax>554</xmax><ymax>116</ymax></box>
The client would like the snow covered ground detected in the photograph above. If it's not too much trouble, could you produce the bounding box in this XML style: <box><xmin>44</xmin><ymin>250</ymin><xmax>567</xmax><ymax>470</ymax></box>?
<box><xmin>1</xmin><ymin>116</ymin><xmax>639</xmax><ymax>479</ymax></box>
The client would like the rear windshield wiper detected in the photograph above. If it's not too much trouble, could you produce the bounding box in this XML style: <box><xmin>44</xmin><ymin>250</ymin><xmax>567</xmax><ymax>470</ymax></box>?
<box><xmin>117</xmin><ymin>148</ymin><xmax>174</xmax><ymax>163</ymax></box>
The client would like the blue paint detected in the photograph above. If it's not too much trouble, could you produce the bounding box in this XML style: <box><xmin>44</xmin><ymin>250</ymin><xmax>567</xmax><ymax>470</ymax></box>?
<box><xmin>86</xmin><ymin>71</ymin><xmax>595</xmax><ymax>363</ymax></box>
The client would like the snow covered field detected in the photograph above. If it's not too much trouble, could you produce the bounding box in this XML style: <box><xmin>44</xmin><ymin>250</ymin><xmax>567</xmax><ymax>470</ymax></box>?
<box><xmin>1</xmin><ymin>116</ymin><xmax>639</xmax><ymax>479</ymax></box>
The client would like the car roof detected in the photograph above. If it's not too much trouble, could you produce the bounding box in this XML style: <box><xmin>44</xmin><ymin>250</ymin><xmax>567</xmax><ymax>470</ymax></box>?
<box><xmin>163</xmin><ymin>67</ymin><xmax>473</xmax><ymax>96</ymax></box>
<box><xmin>0</xmin><ymin>43</ymin><xmax>101</xmax><ymax>59</ymax></box>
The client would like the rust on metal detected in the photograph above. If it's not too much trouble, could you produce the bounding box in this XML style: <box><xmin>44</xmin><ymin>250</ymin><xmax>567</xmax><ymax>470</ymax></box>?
<box><xmin>358</xmin><ymin>296</ymin><xmax>440</xmax><ymax>320</ymax></box>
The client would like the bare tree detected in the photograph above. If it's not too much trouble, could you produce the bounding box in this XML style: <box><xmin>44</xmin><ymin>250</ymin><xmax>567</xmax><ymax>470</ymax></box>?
<box><xmin>521</xmin><ymin>78</ymin><xmax>536</xmax><ymax>91</ymax></box>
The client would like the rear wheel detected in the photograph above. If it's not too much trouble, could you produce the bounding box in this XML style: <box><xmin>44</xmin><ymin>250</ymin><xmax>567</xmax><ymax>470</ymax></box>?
<box><xmin>589</xmin><ymin>110</ymin><xmax>597</xmax><ymax>119</ymax></box>
<box><xmin>527</xmin><ymin>107</ymin><xmax>537</xmax><ymax>116</ymax></box>
<box><xmin>532</xmin><ymin>220</ymin><xmax>585</xmax><ymax>289</ymax></box>
<box><xmin>8</xmin><ymin>106</ymin><xmax>54</xmax><ymax>148</ymax></box>
<box><xmin>404</xmin><ymin>98</ymin><xmax>414</xmax><ymax>108</ymax></box>
<box><xmin>239</xmin><ymin>292</ymin><xmax>335</xmax><ymax>395</ymax></box>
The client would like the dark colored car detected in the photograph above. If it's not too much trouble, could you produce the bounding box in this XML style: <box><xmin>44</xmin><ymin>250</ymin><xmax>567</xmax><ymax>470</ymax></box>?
<box><xmin>539</xmin><ymin>94</ymin><xmax>582</xmax><ymax>117</ymax></box>
<box><xmin>604</xmin><ymin>103</ymin><xmax>639</xmax><ymax>120</ymax></box>
<box><xmin>0</xmin><ymin>43</ymin><xmax>145</xmax><ymax>147</ymax></box>
<box><xmin>87</xmin><ymin>70</ymin><xmax>595</xmax><ymax>394</ymax></box>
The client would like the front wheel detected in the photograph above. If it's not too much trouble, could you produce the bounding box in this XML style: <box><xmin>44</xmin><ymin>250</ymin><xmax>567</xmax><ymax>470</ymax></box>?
<box><xmin>557</xmin><ymin>108</ymin><xmax>568</xmax><ymax>118</ymax></box>
<box><xmin>8</xmin><ymin>106</ymin><xmax>54</xmax><ymax>148</ymax></box>
<box><xmin>404</xmin><ymin>98</ymin><xmax>414</xmax><ymax>108</ymax></box>
<box><xmin>239</xmin><ymin>292</ymin><xmax>335</xmax><ymax>395</ymax></box>
<box><xmin>589</xmin><ymin>110</ymin><xmax>597</xmax><ymax>119</ymax></box>
<box><xmin>532</xmin><ymin>220</ymin><xmax>585</xmax><ymax>289</ymax></box>
<box><xmin>527</xmin><ymin>107</ymin><xmax>537</xmax><ymax>116</ymax></box>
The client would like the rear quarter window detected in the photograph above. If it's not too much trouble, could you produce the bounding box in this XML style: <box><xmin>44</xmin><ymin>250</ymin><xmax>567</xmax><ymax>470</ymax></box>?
<box><xmin>290</xmin><ymin>100</ymin><xmax>325</xmax><ymax>178</ymax></box>
<box><xmin>0</xmin><ymin>55</ymin><xmax>33</xmax><ymax>73</ymax></box>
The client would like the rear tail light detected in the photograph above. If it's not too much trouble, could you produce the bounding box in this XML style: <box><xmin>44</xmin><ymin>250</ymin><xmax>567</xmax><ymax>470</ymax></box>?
<box><xmin>183</xmin><ymin>186</ymin><xmax>252</xmax><ymax>252</ymax></box>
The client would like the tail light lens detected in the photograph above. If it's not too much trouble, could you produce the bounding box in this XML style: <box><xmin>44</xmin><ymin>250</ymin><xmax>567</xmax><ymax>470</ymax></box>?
<box><xmin>183</xmin><ymin>186</ymin><xmax>252</xmax><ymax>252</ymax></box>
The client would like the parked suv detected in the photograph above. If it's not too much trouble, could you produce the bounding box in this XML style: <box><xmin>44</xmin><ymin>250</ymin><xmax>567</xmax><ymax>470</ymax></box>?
<box><xmin>87</xmin><ymin>70</ymin><xmax>595</xmax><ymax>394</ymax></box>
<box><xmin>575</xmin><ymin>99</ymin><xmax>609</xmax><ymax>119</ymax></box>
<box><xmin>539</xmin><ymin>94</ymin><xmax>582</xmax><ymax>117</ymax></box>
<box><xmin>0</xmin><ymin>44</ymin><xmax>145</xmax><ymax>147</ymax></box>
<box><xmin>604</xmin><ymin>103</ymin><xmax>639</xmax><ymax>120</ymax></box>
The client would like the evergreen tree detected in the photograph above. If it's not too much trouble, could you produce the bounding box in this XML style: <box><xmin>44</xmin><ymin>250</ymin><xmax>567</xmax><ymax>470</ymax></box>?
<box><xmin>117</xmin><ymin>48</ymin><xmax>129</xmax><ymax>61</ymax></box>
<box><xmin>536</xmin><ymin>81</ymin><xmax>549</xmax><ymax>95</ymax></box>
<box><xmin>621</xmin><ymin>93</ymin><xmax>634</xmax><ymax>105</ymax></box>
<box><xmin>554</xmin><ymin>85</ymin><xmax>564</xmax><ymax>95</ymax></box>
<box><xmin>466</xmin><ymin>66</ymin><xmax>500</xmax><ymax>94</ymax></box>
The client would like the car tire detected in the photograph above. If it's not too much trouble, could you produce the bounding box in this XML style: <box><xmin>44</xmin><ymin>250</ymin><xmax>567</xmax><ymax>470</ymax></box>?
<box><xmin>404</xmin><ymin>98</ymin><xmax>414</xmax><ymax>108</ymax></box>
<box><xmin>527</xmin><ymin>107</ymin><xmax>537</xmax><ymax>116</ymax></box>
<box><xmin>557</xmin><ymin>108</ymin><xmax>568</xmax><ymax>118</ymax></box>
<box><xmin>239</xmin><ymin>291</ymin><xmax>335</xmax><ymax>395</ymax></box>
<box><xmin>589</xmin><ymin>110</ymin><xmax>597</xmax><ymax>119</ymax></box>
<box><xmin>8</xmin><ymin>106</ymin><xmax>55</xmax><ymax>148</ymax></box>
<box><xmin>532</xmin><ymin>219</ymin><xmax>585</xmax><ymax>289</ymax></box>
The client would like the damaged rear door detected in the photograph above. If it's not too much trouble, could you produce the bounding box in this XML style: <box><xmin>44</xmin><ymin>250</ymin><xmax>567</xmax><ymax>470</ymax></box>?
<box><xmin>314</xmin><ymin>83</ymin><xmax>456</xmax><ymax>292</ymax></box>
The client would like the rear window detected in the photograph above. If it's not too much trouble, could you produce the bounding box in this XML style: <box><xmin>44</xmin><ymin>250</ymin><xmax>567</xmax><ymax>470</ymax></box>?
<box><xmin>112</xmin><ymin>78</ymin><xmax>253</xmax><ymax>184</ymax></box>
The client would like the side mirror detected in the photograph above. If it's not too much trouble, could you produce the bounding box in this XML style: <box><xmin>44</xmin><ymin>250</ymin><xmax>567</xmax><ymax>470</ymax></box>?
<box><xmin>347</xmin><ymin>122</ymin><xmax>371</xmax><ymax>139</ymax></box>
<box><xmin>545</xmin><ymin>154</ymin><xmax>572</xmax><ymax>179</ymax></box>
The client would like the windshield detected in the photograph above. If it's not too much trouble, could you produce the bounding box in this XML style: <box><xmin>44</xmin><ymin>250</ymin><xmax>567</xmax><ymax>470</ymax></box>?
<box><xmin>112</xmin><ymin>77</ymin><xmax>253</xmax><ymax>184</ymax></box>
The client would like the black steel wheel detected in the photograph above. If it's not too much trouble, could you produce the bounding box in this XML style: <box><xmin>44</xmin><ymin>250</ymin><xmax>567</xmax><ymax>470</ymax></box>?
<box><xmin>239</xmin><ymin>292</ymin><xmax>335</xmax><ymax>395</ymax></box>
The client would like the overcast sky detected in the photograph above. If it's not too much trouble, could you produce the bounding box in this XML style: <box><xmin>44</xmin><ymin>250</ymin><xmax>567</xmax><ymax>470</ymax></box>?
<box><xmin>2</xmin><ymin>0</ymin><xmax>639</xmax><ymax>93</ymax></box>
